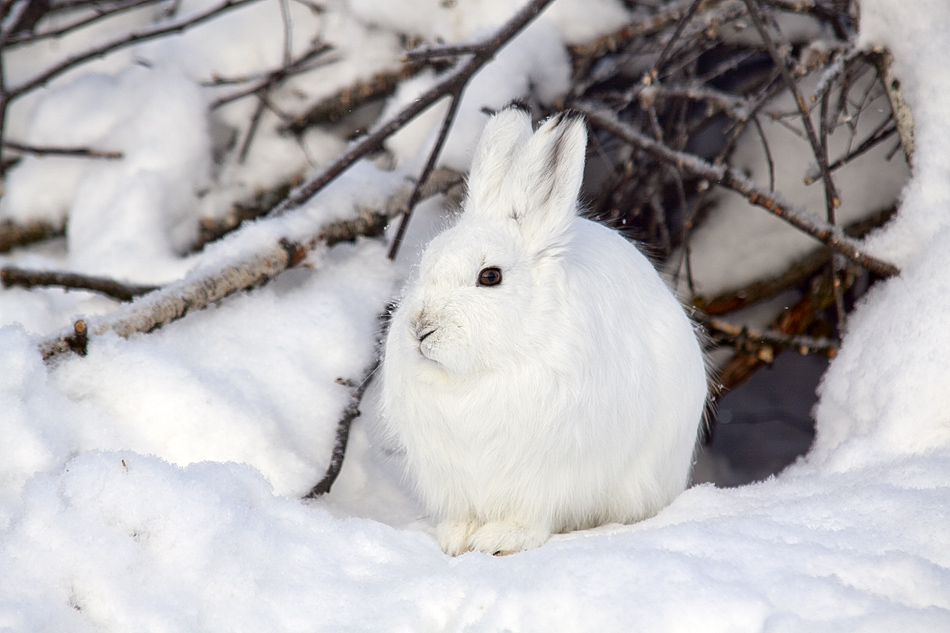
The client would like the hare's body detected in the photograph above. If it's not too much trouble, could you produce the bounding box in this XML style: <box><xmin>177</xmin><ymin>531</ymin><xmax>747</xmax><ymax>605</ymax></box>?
<box><xmin>381</xmin><ymin>106</ymin><xmax>707</xmax><ymax>555</ymax></box>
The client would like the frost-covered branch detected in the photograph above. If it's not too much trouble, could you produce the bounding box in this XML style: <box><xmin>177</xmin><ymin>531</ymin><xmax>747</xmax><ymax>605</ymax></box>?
<box><xmin>36</xmin><ymin>168</ymin><xmax>464</xmax><ymax>360</ymax></box>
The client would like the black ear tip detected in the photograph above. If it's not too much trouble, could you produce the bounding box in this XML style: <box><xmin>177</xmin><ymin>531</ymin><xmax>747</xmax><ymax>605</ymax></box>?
<box><xmin>504</xmin><ymin>99</ymin><xmax>531</xmax><ymax>114</ymax></box>
<box><xmin>560</xmin><ymin>109</ymin><xmax>586</xmax><ymax>125</ymax></box>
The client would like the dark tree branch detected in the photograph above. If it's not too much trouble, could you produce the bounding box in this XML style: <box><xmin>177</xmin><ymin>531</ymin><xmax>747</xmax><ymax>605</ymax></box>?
<box><xmin>7</xmin><ymin>0</ymin><xmax>264</xmax><ymax>101</ymax></box>
<box><xmin>3</xmin><ymin>140</ymin><xmax>122</xmax><ymax>159</ymax></box>
<box><xmin>578</xmin><ymin>104</ymin><xmax>900</xmax><ymax>278</ymax></box>
<box><xmin>1</xmin><ymin>266</ymin><xmax>158</xmax><ymax>300</ymax></box>
<box><xmin>4</xmin><ymin>0</ymin><xmax>165</xmax><ymax>46</ymax></box>
<box><xmin>386</xmin><ymin>90</ymin><xmax>462</xmax><ymax>261</ymax></box>
<box><xmin>304</xmin><ymin>347</ymin><xmax>382</xmax><ymax>498</ymax></box>
<box><xmin>0</xmin><ymin>219</ymin><xmax>64</xmax><ymax>252</ymax></box>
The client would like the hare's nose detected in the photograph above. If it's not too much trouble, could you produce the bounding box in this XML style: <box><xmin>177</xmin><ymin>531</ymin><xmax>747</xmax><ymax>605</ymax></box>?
<box><xmin>411</xmin><ymin>313</ymin><xmax>436</xmax><ymax>342</ymax></box>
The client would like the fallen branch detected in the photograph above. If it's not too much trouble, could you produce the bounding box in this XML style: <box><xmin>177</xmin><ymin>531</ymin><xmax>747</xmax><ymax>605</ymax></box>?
<box><xmin>695</xmin><ymin>205</ymin><xmax>897</xmax><ymax>314</ymax></box>
<box><xmin>193</xmin><ymin>166</ymin><xmax>464</xmax><ymax>252</ymax></box>
<box><xmin>1</xmin><ymin>266</ymin><xmax>158</xmax><ymax>301</ymax></box>
<box><xmin>37</xmin><ymin>168</ymin><xmax>464</xmax><ymax>361</ymax></box>
<box><xmin>279</xmin><ymin>61</ymin><xmax>433</xmax><ymax>134</ymax></box>
<box><xmin>578</xmin><ymin>104</ymin><xmax>900</xmax><ymax>278</ymax></box>
<box><xmin>697</xmin><ymin>311</ymin><xmax>838</xmax><ymax>360</ymax></box>
<box><xmin>0</xmin><ymin>219</ymin><xmax>63</xmax><ymax>253</ymax></box>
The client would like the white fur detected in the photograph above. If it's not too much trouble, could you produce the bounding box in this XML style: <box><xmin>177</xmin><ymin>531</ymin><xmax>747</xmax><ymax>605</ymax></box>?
<box><xmin>380</xmin><ymin>106</ymin><xmax>707</xmax><ymax>556</ymax></box>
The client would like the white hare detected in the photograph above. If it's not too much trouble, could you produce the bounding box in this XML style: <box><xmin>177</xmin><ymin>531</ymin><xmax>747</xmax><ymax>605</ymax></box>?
<box><xmin>381</xmin><ymin>104</ymin><xmax>707</xmax><ymax>555</ymax></box>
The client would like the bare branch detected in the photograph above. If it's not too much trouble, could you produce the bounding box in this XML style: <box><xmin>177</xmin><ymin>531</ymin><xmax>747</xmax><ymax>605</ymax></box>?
<box><xmin>3</xmin><ymin>140</ymin><xmax>122</xmax><ymax>159</ymax></box>
<box><xmin>578</xmin><ymin>104</ymin><xmax>900</xmax><ymax>278</ymax></box>
<box><xmin>208</xmin><ymin>42</ymin><xmax>334</xmax><ymax>110</ymax></box>
<box><xmin>266</xmin><ymin>0</ymin><xmax>558</xmax><ymax>220</ymax></box>
<box><xmin>1</xmin><ymin>266</ymin><xmax>158</xmax><ymax>301</ymax></box>
<box><xmin>0</xmin><ymin>219</ymin><xmax>64</xmax><ymax>252</ymax></box>
<box><xmin>696</xmin><ymin>311</ymin><xmax>839</xmax><ymax>358</ymax></box>
<box><xmin>4</xmin><ymin>0</ymin><xmax>165</xmax><ymax>47</ymax></box>
<box><xmin>304</xmin><ymin>343</ymin><xmax>382</xmax><ymax>498</ymax></box>
<box><xmin>386</xmin><ymin>91</ymin><xmax>462</xmax><ymax>261</ymax></box>
<box><xmin>37</xmin><ymin>168</ymin><xmax>464</xmax><ymax>360</ymax></box>
<box><xmin>7</xmin><ymin>0</ymin><xmax>264</xmax><ymax>101</ymax></box>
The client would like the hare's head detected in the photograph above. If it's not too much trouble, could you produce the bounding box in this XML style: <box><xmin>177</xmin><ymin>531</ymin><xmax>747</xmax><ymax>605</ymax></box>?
<box><xmin>393</xmin><ymin>105</ymin><xmax>588</xmax><ymax>377</ymax></box>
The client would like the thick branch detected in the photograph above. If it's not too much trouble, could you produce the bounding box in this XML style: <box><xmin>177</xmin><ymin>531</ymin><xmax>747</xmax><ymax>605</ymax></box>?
<box><xmin>37</xmin><ymin>169</ymin><xmax>463</xmax><ymax>361</ymax></box>
<box><xmin>0</xmin><ymin>219</ymin><xmax>63</xmax><ymax>252</ymax></box>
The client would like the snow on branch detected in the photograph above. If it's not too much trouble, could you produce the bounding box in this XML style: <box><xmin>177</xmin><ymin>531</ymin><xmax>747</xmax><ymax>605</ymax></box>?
<box><xmin>35</xmin><ymin>168</ymin><xmax>463</xmax><ymax>361</ymax></box>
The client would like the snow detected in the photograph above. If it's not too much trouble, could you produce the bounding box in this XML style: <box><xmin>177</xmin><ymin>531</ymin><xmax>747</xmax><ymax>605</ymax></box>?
<box><xmin>1</xmin><ymin>0</ymin><xmax>949</xmax><ymax>630</ymax></box>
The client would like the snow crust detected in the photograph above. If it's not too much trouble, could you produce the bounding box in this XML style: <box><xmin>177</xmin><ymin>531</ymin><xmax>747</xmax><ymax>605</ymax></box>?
<box><xmin>0</xmin><ymin>0</ymin><xmax>948</xmax><ymax>630</ymax></box>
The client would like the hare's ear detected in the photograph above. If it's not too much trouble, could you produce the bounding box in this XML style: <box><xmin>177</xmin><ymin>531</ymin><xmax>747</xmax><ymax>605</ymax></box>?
<box><xmin>466</xmin><ymin>102</ymin><xmax>533</xmax><ymax>216</ymax></box>
<box><xmin>511</xmin><ymin>111</ymin><xmax>587</xmax><ymax>254</ymax></box>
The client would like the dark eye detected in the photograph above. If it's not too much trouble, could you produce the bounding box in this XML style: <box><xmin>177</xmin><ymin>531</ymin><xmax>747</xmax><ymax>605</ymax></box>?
<box><xmin>477</xmin><ymin>267</ymin><xmax>503</xmax><ymax>287</ymax></box>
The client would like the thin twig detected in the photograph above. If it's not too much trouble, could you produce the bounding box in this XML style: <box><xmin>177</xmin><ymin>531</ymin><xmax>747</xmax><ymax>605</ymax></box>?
<box><xmin>3</xmin><ymin>140</ymin><xmax>122</xmax><ymax>159</ymax></box>
<box><xmin>578</xmin><ymin>104</ymin><xmax>900</xmax><ymax>278</ymax></box>
<box><xmin>266</xmin><ymin>0</ymin><xmax>557</xmax><ymax>220</ymax></box>
<box><xmin>4</xmin><ymin>0</ymin><xmax>165</xmax><ymax>47</ymax></box>
<box><xmin>742</xmin><ymin>0</ymin><xmax>848</xmax><ymax>326</ymax></box>
<box><xmin>387</xmin><ymin>90</ymin><xmax>462</xmax><ymax>261</ymax></box>
<box><xmin>208</xmin><ymin>43</ymin><xmax>333</xmax><ymax>110</ymax></box>
<box><xmin>304</xmin><ymin>344</ymin><xmax>382</xmax><ymax>498</ymax></box>
<box><xmin>697</xmin><ymin>312</ymin><xmax>839</xmax><ymax>358</ymax></box>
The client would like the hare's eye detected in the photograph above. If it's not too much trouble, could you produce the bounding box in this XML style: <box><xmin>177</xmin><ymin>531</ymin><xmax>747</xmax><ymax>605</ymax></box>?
<box><xmin>477</xmin><ymin>267</ymin><xmax>503</xmax><ymax>287</ymax></box>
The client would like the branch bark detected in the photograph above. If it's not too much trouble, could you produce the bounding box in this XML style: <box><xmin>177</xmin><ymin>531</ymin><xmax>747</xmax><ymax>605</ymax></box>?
<box><xmin>1</xmin><ymin>266</ymin><xmax>158</xmax><ymax>301</ymax></box>
<box><xmin>0</xmin><ymin>219</ymin><xmax>63</xmax><ymax>253</ymax></box>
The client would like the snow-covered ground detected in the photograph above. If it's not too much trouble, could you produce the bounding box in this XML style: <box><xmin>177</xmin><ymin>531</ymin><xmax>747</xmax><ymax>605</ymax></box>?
<box><xmin>1</xmin><ymin>0</ymin><xmax>949</xmax><ymax>630</ymax></box>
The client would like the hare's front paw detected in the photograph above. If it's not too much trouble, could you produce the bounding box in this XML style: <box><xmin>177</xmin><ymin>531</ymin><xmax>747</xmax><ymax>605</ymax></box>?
<box><xmin>468</xmin><ymin>520</ymin><xmax>550</xmax><ymax>555</ymax></box>
<box><xmin>437</xmin><ymin>518</ymin><xmax>480</xmax><ymax>556</ymax></box>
